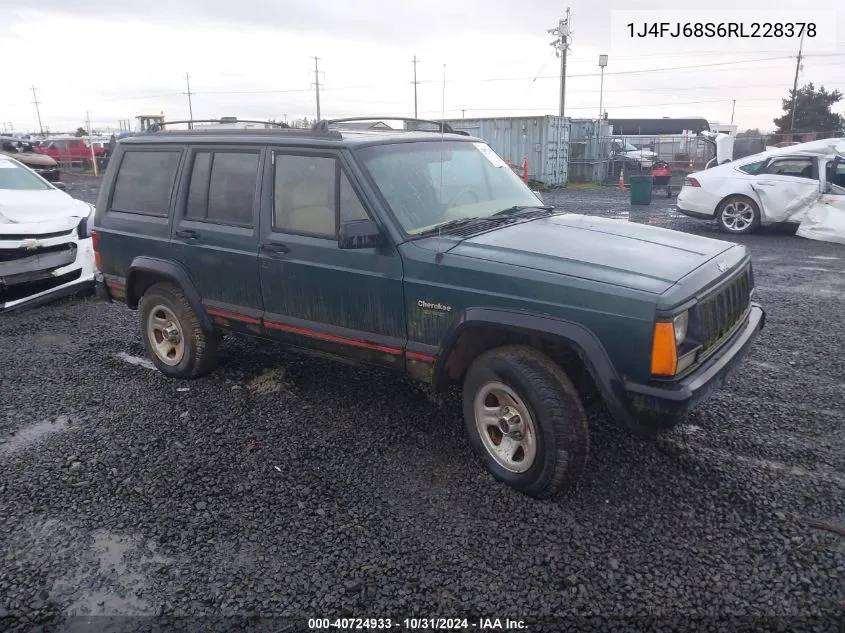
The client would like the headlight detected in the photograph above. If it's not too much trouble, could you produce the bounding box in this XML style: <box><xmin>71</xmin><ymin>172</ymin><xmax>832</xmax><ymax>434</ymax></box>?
<box><xmin>77</xmin><ymin>203</ymin><xmax>95</xmax><ymax>239</ymax></box>
<box><xmin>651</xmin><ymin>310</ymin><xmax>690</xmax><ymax>377</ymax></box>
<box><xmin>673</xmin><ymin>311</ymin><xmax>689</xmax><ymax>344</ymax></box>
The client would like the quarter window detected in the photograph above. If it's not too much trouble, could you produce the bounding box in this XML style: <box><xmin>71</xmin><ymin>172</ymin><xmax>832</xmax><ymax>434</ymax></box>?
<box><xmin>738</xmin><ymin>160</ymin><xmax>765</xmax><ymax>175</ymax></box>
<box><xmin>111</xmin><ymin>150</ymin><xmax>182</xmax><ymax>217</ymax></box>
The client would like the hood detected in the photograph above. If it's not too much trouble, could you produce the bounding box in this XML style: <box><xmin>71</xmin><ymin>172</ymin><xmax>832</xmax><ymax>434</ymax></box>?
<box><xmin>445</xmin><ymin>214</ymin><xmax>734</xmax><ymax>294</ymax></box>
<box><xmin>0</xmin><ymin>190</ymin><xmax>90</xmax><ymax>231</ymax></box>
<box><xmin>0</xmin><ymin>151</ymin><xmax>57</xmax><ymax>167</ymax></box>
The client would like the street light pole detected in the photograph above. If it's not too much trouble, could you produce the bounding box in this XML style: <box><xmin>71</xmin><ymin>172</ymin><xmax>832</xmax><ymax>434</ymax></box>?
<box><xmin>598</xmin><ymin>54</ymin><xmax>608</xmax><ymax>123</ymax></box>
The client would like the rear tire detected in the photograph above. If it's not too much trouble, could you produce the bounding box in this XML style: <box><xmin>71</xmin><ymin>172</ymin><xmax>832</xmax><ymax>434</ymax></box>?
<box><xmin>138</xmin><ymin>282</ymin><xmax>220</xmax><ymax>378</ymax></box>
<box><xmin>716</xmin><ymin>195</ymin><xmax>760</xmax><ymax>235</ymax></box>
<box><xmin>462</xmin><ymin>345</ymin><xmax>589</xmax><ymax>499</ymax></box>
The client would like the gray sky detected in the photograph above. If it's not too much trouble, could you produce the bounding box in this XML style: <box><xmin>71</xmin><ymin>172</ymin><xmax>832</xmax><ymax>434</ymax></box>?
<box><xmin>1</xmin><ymin>1</ymin><xmax>842</xmax><ymax>134</ymax></box>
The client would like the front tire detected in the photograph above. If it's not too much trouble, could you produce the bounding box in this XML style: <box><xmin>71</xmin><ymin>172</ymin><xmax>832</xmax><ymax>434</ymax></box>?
<box><xmin>717</xmin><ymin>195</ymin><xmax>760</xmax><ymax>235</ymax></box>
<box><xmin>462</xmin><ymin>345</ymin><xmax>589</xmax><ymax>499</ymax></box>
<box><xmin>138</xmin><ymin>282</ymin><xmax>220</xmax><ymax>378</ymax></box>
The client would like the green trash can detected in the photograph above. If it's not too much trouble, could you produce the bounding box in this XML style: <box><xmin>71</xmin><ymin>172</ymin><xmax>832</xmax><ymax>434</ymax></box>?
<box><xmin>629</xmin><ymin>175</ymin><xmax>654</xmax><ymax>205</ymax></box>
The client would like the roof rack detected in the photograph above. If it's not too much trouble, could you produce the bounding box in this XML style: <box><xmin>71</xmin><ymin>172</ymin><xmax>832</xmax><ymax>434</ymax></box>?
<box><xmin>145</xmin><ymin>118</ymin><xmax>290</xmax><ymax>132</ymax></box>
<box><xmin>311</xmin><ymin>117</ymin><xmax>468</xmax><ymax>135</ymax></box>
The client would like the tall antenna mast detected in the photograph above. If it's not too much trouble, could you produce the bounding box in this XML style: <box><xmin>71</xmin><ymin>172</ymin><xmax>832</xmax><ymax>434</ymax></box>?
<box><xmin>436</xmin><ymin>64</ymin><xmax>446</xmax><ymax>260</ymax></box>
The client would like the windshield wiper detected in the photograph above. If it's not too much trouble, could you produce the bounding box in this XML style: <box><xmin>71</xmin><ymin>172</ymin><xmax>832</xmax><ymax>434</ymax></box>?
<box><xmin>491</xmin><ymin>205</ymin><xmax>554</xmax><ymax>217</ymax></box>
<box><xmin>413</xmin><ymin>216</ymin><xmax>493</xmax><ymax>237</ymax></box>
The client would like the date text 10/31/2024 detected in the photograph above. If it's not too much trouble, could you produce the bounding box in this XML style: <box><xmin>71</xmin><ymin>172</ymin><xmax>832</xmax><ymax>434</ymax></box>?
<box><xmin>627</xmin><ymin>22</ymin><xmax>816</xmax><ymax>38</ymax></box>
<box><xmin>308</xmin><ymin>617</ymin><xmax>528</xmax><ymax>630</ymax></box>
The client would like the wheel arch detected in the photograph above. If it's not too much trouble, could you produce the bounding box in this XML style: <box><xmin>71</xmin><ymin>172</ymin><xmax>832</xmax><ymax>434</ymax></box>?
<box><xmin>126</xmin><ymin>257</ymin><xmax>213</xmax><ymax>332</ymax></box>
<box><xmin>432</xmin><ymin>307</ymin><xmax>631</xmax><ymax>422</ymax></box>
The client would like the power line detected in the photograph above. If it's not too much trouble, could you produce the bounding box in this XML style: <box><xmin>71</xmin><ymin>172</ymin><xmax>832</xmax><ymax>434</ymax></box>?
<box><xmin>420</xmin><ymin>97</ymin><xmax>781</xmax><ymax>116</ymax></box>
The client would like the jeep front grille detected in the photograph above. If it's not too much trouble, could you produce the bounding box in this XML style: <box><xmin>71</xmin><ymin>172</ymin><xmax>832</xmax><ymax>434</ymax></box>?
<box><xmin>697</xmin><ymin>264</ymin><xmax>753</xmax><ymax>352</ymax></box>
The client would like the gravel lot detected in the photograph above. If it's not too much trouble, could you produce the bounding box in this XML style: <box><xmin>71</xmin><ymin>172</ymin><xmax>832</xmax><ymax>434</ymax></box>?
<box><xmin>1</xmin><ymin>174</ymin><xmax>843</xmax><ymax>632</ymax></box>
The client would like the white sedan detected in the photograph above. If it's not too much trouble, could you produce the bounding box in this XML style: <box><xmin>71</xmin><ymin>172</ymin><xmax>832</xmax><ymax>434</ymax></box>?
<box><xmin>0</xmin><ymin>154</ymin><xmax>96</xmax><ymax>311</ymax></box>
<box><xmin>677</xmin><ymin>138</ymin><xmax>845</xmax><ymax>235</ymax></box>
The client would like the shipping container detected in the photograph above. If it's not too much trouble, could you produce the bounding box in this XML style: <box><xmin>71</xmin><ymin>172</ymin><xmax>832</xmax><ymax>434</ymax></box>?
<box><xmin>441</xmin><ymin>116</ymin><xmax>570</xmax><ymax>187</ymax></box>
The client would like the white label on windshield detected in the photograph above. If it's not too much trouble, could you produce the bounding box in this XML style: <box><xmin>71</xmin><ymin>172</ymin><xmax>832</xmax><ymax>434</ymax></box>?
<box><xmin>0</xmin><ymin>162</ymin><xmax>17</xmax><ymax>168</ymax></box>
<box><xmin>475</xmin><ymin>143</ymin><xmax>508</xmax><ymax>168</ymax></box>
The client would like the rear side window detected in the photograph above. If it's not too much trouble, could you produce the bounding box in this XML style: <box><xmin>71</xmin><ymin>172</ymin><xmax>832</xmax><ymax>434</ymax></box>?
<box><xmin>111</xmin><ymin>150</ymin><xmax>182</xmax><ymax>216</ymax></box>
<box><xmin>184</xmin><ymin>151</ymin><xmax>259</xmax><ymax>226</ymax></box>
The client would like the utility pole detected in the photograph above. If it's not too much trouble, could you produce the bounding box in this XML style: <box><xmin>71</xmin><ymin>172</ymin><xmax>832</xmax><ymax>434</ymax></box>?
<box><xmin>461</xmin><ymin>109</ymin><xmax>466</xmax><ymax>119</ymax></box>
<box><xmin>730</xmin><ymin>99</ymin><xmax>736</xmax><ymax>125</ymax></box>
<box><xmin>86</xmin><ymin>110</ymin><xmax>98</xmax><ymax>177</ymax></box>
<box><xmin>789</xmin><ymin>33</ymin><xmax>805</xmax><ymax>133</ymax></box>
<box><xmin>312</xmin><ymin>57</ymin><xmax>322</xmax><ymax>121</ymax></box>
<box><xmin>31</xmin><ymin>85</ymin><xmax>44</xmax><ymax>137</ymax></box>
<box><xmin>411</xmin><ymin>56</ymin><xmax>420</xmax><ymax>118</ymax></box>
<box><xmin>184</xmin><ymin>73</ymin><xmax>195</xmax><ymax>130</ymax></box>
<box><xmin>548</xmin><ymin>9</ymin><xmax>571</xmax><ymax>119</ymax></box>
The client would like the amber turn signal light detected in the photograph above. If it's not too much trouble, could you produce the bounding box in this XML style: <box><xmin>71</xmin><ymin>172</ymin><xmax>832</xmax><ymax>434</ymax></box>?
<box><xmin>651</xmin><ymin>321</ymin><xmax>678</xmax><ymax>376</ymax></box>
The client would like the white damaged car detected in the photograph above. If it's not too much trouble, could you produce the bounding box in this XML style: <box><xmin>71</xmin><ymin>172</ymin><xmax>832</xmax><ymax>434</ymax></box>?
<box><xmin>0</xmin><ymin>154</ymin><xmax>96</xmax><ymax>311</ymax></box>
<box><xmin>677</xmin><ymin>138</ymin><xmax>845</xmax><ymax>239</ymax></box>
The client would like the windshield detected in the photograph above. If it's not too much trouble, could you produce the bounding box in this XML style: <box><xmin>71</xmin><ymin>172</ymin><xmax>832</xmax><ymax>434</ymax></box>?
<box><xmin>0</xmin><ymin>160</ymin><xmax>52</xmax><ymax>190</ymax></box>
<box><xmin>356</xmin><ymin>141</ymin><xmax>543</xmax><ymax>234</ymax></box>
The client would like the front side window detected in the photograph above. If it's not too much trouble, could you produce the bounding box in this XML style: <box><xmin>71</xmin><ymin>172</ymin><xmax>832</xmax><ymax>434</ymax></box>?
<box><xmin>272</xmin><ymin>155</ymin><xmax>371</xmax><ymax>237</ymax></box>
<box><xmin>0</xmin><ymin>159</ymin><xmax>52</xmax><ymax>190</ymax></box>
<box><xmin>111</xmin><ymin>150</ymin><xmax>181</xmax><ymax>216</ymax></box>
<box><xmin>764</xmin><ymin>157</ymin><xmax>815</xmax><ymax>179</ymax></box>
<box><xmin>356</xmin><ymin>141</ymin><xmax>542</xmax><ymax>234</ymax></box>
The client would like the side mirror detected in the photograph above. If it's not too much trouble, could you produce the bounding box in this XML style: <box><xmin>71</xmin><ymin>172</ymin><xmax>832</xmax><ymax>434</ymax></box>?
<box><xmin>53</xmin><ymin>182</ymin><xmax>67</xmax><ymax>191</ymax></box>
<box><xmin>338</xmin><ymin>218</ymin><xmax>383</xmax><ymax>250</ymax></box>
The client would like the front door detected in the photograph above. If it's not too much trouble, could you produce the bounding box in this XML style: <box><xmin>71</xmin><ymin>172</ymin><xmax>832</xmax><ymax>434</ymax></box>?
<box><xmin>752</xmin><ymin>155</ymin><xmax>821</xmax><ymax>223</ymax></box>
<box><xmin>170</xmin><ymin>146</ymin><xmax>264</xmax><ymax>333</ymax></box>
<box><xmin>257</xmin><ymin>148</ymin><xmax>406</xmax><ymax>369</ymax></box>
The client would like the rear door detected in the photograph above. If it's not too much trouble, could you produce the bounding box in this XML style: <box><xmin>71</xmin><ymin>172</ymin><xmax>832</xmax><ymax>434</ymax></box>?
<box><xmin>170</xmin><ymin>146</ymin><xmax>264</xmax><ymax>333</ymax></box>
<box><xmin>256</xmin><ymin>148</ymin><xmax>406</xmax><ymax>369</ymax></box>
<box><xmin>751</xmin><ymin>155</ymin><xmax>820</xmax><ymax>222</ymax></box>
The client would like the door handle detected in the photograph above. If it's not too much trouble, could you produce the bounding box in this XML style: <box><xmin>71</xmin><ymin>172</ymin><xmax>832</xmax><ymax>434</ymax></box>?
<box><xmin>261</xmin><ymin>242</ymin><xmax>290</xmax><ymax>254</ymax></box>
<box><xmin>175</xmin><ymin>229</ymin><xmax>200</xmax><ymax>239</ymax></box>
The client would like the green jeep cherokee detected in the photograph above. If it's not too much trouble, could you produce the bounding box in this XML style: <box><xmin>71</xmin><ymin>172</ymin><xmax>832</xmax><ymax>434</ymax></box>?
<box><xmin>93</xmin><ymin>117</ymin><xmax>765</xmax><ymax>499</ymax></box>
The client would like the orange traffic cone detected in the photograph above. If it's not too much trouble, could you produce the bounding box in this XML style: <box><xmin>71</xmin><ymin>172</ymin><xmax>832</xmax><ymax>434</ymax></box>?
<box><xmin>617</xmin><ymin>166</ymin><xmax>625</xmax><ymax>190</ymax></box>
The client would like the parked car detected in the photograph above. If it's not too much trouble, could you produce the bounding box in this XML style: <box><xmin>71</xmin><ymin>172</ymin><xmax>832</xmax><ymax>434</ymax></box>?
<box><xmin>37</xmin><ymin>137</ymin><xmax>105</xmax><ymax>163</ymax></box>
<box><xmin>0</xmin><ymin>136</ymin><xmax>60</xmax><ymax>182</ymax></box>
<box><xmin>0</xmin><ymin>154</ymin><xmax>96</xmax><ymax>311</ymax></box>
<box><xmin>677</xmin><ymin>138</ymin><xmax>845</xmax><ymax>235</ymax></box>
<box><xmin>611</xmin><ymin>139</ymin><xmax>658</xmax><ymax>169</ymax></box>
<box><xmin>93</xmin><ymin>117</ymin><xmax>765</xmax><ymax>499</ymax></box>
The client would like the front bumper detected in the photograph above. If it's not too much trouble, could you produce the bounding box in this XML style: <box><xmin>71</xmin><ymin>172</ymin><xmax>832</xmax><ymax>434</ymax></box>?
<box><xmin>0</xmin><ymin>234</ymin><xmax>96</xmax><ymax>312</ymax></box>
<box><xmin>622</xmin><ymin>303</ymin><xmax>765</xmax><ymax>427</ymax></box>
